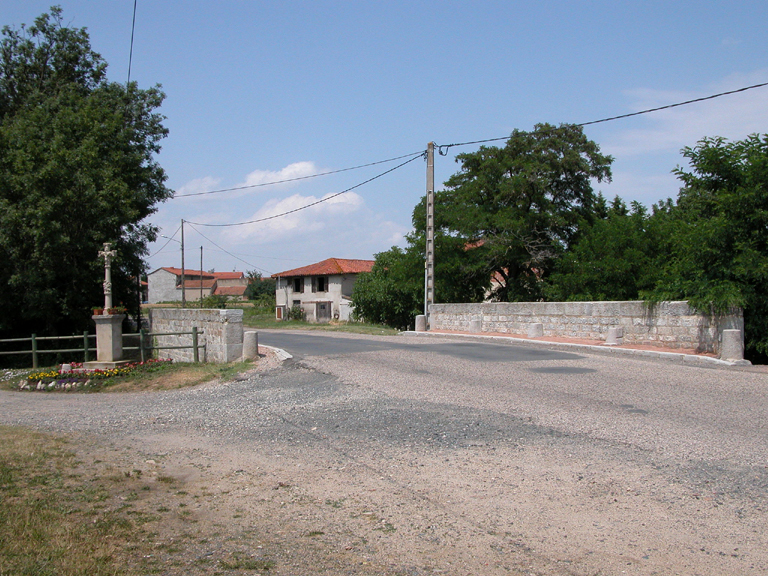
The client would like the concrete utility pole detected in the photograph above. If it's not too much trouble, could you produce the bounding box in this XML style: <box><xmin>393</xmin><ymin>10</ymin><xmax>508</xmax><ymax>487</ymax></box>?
<box><xmin>200</xmin><ymin>246</ymin><xmax>204</xmax><ymax>307</ymax></box>
<box><xmin>180</xmin><ymin>219</ymin><xmax>186</xmax><ymax>308</ymax></box>
<box><xmin>425</xmin><ymin>142</ymin><xmax>435</xmax><ymax>328</ymax></box>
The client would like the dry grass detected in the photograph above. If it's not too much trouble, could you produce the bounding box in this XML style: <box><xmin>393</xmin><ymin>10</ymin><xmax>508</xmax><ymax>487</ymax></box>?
<box><xmin>0</xmin><ymin>426</ymin><xmax>160</xmax><ymax>575</ymax></box>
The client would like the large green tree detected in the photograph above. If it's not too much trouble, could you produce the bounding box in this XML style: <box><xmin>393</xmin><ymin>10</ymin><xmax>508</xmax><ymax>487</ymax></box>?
<box><xmin>0</xmin><ymin>7</ymin><xmax>172</xmax><ymax>337</ymax></box>
<box><xmin>651</xmin><ymin>134</ymin><xmax>768</xmax><ymax>360</ymax></box>
<box><xmin>440</xmin><ymin>123</ymin><xmax>613</xmax><ymax>301</ymax></box>
<box><xmin>544</xmin><ymin>195</ymin><xmax>673</xmax><ymax>301</ymax></box>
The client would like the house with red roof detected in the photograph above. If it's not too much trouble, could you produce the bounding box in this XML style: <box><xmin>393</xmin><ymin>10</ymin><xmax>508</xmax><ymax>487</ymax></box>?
<box><xmin>147</xmin><ymin>267</ymin><xmax>249</xmax><ymax>303</ymax></box>
<box><xmin>271</xmin><ymin>257</ymin><xmax>374</xmax><ymax>322</ymax></box>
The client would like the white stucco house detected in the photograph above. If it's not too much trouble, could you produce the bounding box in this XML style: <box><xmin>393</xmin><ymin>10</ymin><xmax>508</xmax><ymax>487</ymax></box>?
<box><xmin>272</xmin><ymin>258</ymin><xmax>374</xmax><ymax>322</ymax></box>
<box><xmin>147</xmin><ymin>267</ymin><xmax>248</xmax><ymax>303</ymax></box>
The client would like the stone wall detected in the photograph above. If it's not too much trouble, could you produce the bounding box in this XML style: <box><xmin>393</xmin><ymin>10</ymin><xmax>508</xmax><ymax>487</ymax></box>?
<box><xmin>429</xmin><ymin>301</ymin><xmax>743</xmax><ymax>354</ymax></box>
<box><xmin>148</xmin><ymin>308</ymin><xmax>243</xmax><ymax>363</ymax></box>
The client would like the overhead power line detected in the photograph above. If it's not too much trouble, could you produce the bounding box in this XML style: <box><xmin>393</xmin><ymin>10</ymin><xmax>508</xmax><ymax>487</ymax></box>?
<box><xmin>148</xmin><ymin>224</ymin><xmax>181</xmax><ymax>258</ymax></box>
<box><xmin>176</xmin><ymin>80</ymin><xmax>767</xmax><ymax>231</ymax></box>
<box><xmin>186</xmin><ymin>223</ymin><xmax>271</xmax><ymax>274</ymax></box>
<box><xmin>185</xmin><ymin>152</ymin><xmax>424</xmax><ymax>228</ymax></box>
<box><xmin>436</xmin><ymin>81</ymin><xmax>768</xmax><ymax>153</ymax></box>
<box><xmin>176</xmin><ymin>150</ymin><xmax>425</xmax><ymax>198</ymax></box>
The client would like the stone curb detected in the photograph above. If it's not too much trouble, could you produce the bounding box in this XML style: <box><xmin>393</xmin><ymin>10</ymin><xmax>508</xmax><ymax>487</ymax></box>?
<box><xmin>403</xmin><ymin>331</ymin><xmax>751</xmax><ymax>368</ymax></box>
<box><xmin>259</xmin><ymin>344</ymin><xmax>293</xmax><ymax>362</ymax></box>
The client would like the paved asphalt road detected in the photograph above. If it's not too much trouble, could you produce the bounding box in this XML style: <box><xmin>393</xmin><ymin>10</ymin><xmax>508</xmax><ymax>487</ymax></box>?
<box><xmin>258</xmin><ymin>329</ymin><xmax>768</xmax><ymax>467</ymax></box>
<box><xmin>259</xmin><ymin>330</ymin><xmax>585</xmax><ymax>364</ymax></box>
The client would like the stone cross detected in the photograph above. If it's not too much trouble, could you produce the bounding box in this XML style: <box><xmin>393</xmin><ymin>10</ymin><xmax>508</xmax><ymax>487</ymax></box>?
<box><xmin>98</xmin><ymin>242</ymin><xmax>117</xmax><ymax>311</ymax></box>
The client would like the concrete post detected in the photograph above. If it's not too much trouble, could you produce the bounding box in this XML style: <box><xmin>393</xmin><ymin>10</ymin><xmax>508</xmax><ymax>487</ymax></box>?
<box><xmin>243</xmin><ymin>331</ymin><xmax>259</xmax><ymax>360</ymax></box>
<box><xmin>415</xmin><ymin>315</ymin><xmax>427</xmax><ymax>332</ymax></box>
<box><xmin>469</xmin><ymin>318</ymin><xmax>482</xmax><ymax>333</ymax></box>
<box><xmin>720</xmin><ymin>329</ymin><xmax>745</xmax><ymax>362</ymax></box>
<box><xmin>527</xmin><ymin>323</ymin><xmax>543</xmax><ymax>338</ymax></box>
<box><xmin>605</xmin><ymin>326</ymin><xmax>623</xmax><ymax>346</ymax></box>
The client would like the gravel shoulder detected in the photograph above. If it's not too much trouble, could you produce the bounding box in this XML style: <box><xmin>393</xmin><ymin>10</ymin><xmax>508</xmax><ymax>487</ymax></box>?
<box><xmin>1</xmin><ymin>336</ymin><xmax>767</xmax><ymax>575</ymax></box>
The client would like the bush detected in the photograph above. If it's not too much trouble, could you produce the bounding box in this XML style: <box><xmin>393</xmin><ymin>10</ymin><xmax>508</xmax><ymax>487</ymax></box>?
<box><xmin>285</xmin><ymin>305</ymin><xmax>305</xmax><ymax>321</ymax></box>
<box><xmin>200</xmin><ymin>294</ymin><xmax>229</xmax><ymax>309</ymax></box>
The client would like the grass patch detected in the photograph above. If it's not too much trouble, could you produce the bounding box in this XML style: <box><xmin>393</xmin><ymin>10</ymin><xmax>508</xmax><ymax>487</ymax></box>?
<box><xmin>241</xmin><ymin>308</ymin><xmax>398</xmax><ymax>335</ymax></box>
<box><xmin>219</xmin><ymin>552</ymin><xmax>275</xmax><ymax>571</ymax></box>
<box><xmin>0</xmin><ymin>426</ymin><xmax>169</xmax><ymax>575</ymax></box>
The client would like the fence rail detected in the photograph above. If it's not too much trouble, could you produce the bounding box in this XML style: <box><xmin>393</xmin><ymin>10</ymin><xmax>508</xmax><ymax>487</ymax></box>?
<box><xmin>125</xmin><ymin>327</ymin><xmax>206</xmax><ymax>363</ymax></box>
<box><xmin>0</xmin><ymin>326</ymin><xmax>206</xmax><ymax>368</ymax></box>
<box><xmin>0</xmin><ymin>333</ymin><xmax>94</xmax><ymax>368</ymax></box>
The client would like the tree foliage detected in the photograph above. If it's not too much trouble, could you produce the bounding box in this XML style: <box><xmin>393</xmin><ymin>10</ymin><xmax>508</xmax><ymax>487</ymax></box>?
<box><xmin>245</xmin><ymin>271</ymin><xmax>276</xmax><ymax>300</ymax></box>
<box><xmin>439</xmin><ymin>123</ymin><xmax>613</xmax><ymax>301</ymax></box>
<box><xmin>0</xmin><ymin>7</ymin><xmax>171</xmax><ymax>337</ymax></box>
<box><xmin>544</xmin><ymin>196</ymin><xmax>673</xmax><ymax>301</ymax></box>
<box><xmin>351</xmin><ymin>247</ymin><xmax>423</xmax><ymax>330</ymax></box>
<box><xmin>650</xmin><ymin>134</ymin><xmax>768</xmax><ymax>359</ymax></box>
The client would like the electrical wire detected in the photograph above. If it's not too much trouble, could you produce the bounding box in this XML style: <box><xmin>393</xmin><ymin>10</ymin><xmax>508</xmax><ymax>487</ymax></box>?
<box><xmin>186</xmin><ymin>223</ymin><xmax>271</xmax><ymax>274</ymax></box>
<box><xmin>185</xmin><ymin>152</ymin><xmax>424</xmax><ymax>227</ymax></box>
<box><xmin>176</xmin><ymin>150</ymin><xmax>426</xmax><ymax>198</ymax></box>
<box><xmin>148</xmin><ymin>224</ymin><xmax>181</xmax><ymax>258</ymax></box>
<box><xmin>436</xmin><ymin>81</ymin><xmax>768</xmax><ymax>154</ymax></box>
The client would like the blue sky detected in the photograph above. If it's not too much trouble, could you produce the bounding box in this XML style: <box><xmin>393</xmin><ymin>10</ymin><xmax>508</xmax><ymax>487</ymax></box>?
<box><xmin>4</xmin><ymin>1</ymin><xmax>768</xmax><ymax>276</ymax></box>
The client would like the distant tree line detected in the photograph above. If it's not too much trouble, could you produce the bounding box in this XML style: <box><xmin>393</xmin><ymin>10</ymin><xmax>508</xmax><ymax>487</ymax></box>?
<box><xmin>352</xmin><ymin>125</ymin><xmax>768</xmax><ymax>362</ymax></box>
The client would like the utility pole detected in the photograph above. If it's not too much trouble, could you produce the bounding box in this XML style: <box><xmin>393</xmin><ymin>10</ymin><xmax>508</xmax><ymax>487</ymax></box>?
<box><xmin>180</xmin><ymin>219</ymin><xmax>186</xmax><ymax>308</ymax></box>
<box><xmin>425</xmin><ymin>142</ymin><xmax>435</xmax><ymax>328</ymax></box>
<box><xmin>200</xmin><ymin>246</ymin><xmax>203</xmax><ymax>307</ymax></box>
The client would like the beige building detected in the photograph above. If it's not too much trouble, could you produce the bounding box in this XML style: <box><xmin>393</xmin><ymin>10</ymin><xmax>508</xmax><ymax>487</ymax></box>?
<box><xmin>147</xmin><ymin>267</ymin><xmax>249</xmax><ymax>303</ymax></box>
<box><xmin>272</xmin><ymin>258</ymin><xmax>374</xmax><ymax>322</ymax></box>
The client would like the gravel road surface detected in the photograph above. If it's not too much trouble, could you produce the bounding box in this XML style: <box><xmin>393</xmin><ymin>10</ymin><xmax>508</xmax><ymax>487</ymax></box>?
<box><xmin>1</xmin><ymin>330</ymin><xmax>767</xmax><ymax>575</ymax></box>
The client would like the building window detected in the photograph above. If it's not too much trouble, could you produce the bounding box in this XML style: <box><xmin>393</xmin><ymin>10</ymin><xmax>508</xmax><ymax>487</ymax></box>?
<box><xmin>292</xmin><ymin>277</ymin><xmax>303</xmax><ymax>293</ymax></box>
<box><xmin>313</xmin><ymin>276</ymin><xmax>328</xmax><ymax>293</ymax></box>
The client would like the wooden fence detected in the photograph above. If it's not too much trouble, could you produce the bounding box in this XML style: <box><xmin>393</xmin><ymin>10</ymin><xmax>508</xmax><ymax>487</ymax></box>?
<box><xmin>0</xmin><ymin>327</ymin><xmax>206</xmax><ymax>368</ymax></box>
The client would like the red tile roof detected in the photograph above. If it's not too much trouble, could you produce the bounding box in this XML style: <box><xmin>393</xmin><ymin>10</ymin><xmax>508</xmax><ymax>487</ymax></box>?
<box><xmin>272</xmin><ymin>258</ymin><xmax>374</xmax><ymax>278</ymax></box>
<box><xmin>158</xmin><ymin>267</ymin><xmax>244</xmax><ymax>280</ymax></box>
<box><xmin>215</xmin><ymin>286</ymin><xmax>247</xmax><ymax>296</ymax></box>
<box><xmin>211</xmin><ymin>271</ymin><xmax>245</xmax><ymax>280</ymax></box>
<box><xmin>183</xmin><ymin>279</ymin><xmax>216</xmax><ymax>289</ymax></box>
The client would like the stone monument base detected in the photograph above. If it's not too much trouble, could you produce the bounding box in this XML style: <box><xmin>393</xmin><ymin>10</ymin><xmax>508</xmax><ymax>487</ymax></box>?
<box><xmin>82</xmin><ymin>360</ymin><xmax>133</xmax><ymax>371</ymax></box>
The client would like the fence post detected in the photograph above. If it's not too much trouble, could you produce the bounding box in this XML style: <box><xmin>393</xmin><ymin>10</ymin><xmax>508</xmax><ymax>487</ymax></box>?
<box><xmin>139</xmin><ymin>328</ymin><xmax>146</xmax><ymax>363</ymax></box>
<box><xmin>83</xmin><ymin>331</ymin><xmax>90</xmax><ymax>362</ymax></box>
<box><xmin>31</xmin><ymin>333</ymin><xmax>38</xmax><ymax>369</ymax></box>
<box><xmin>192</xmin><ymin>327</ymin><xmax>199</xmax><ymax>363</ymax></box>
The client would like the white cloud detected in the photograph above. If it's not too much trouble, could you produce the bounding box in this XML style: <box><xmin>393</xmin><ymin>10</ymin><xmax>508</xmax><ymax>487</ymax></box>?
<box><xmin>604</xmin><ymin>69</ymin><xmax>768</xmax><ymax>158</ymax></box>
<box><xmin>238</xmin><ymin>161</ymin><xmax>320</xmax><ymax>189</ymax></box>
<box><xmin>174</xmin><ymin>176</ymin><xmax>221</xmax><ymax>196</ymax></box>
<box><xmin>221</xmin><ymin>191</ymin><xmax>365</xmax><ymax>243</ymax></box>
<box><xmin>174</xmin><ymin>161</ymin><xmax>324</xmax><ymax>204</ymax></box>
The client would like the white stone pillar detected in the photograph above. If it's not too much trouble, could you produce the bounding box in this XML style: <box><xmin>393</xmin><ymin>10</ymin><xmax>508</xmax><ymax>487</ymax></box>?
<box><xmin>243</xmin><ymin>331</ymin><xmax>259</xmax><ymax>360</ymax></box>
<box><xmin>720</xmin><ymin>329</ymin><xmax>744</xmax><ymax>362</ymax></box>
<box><xmin>528</xmin><ymin>323</ymin><xmax>544</xmax><ymax>338</ymax></box>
